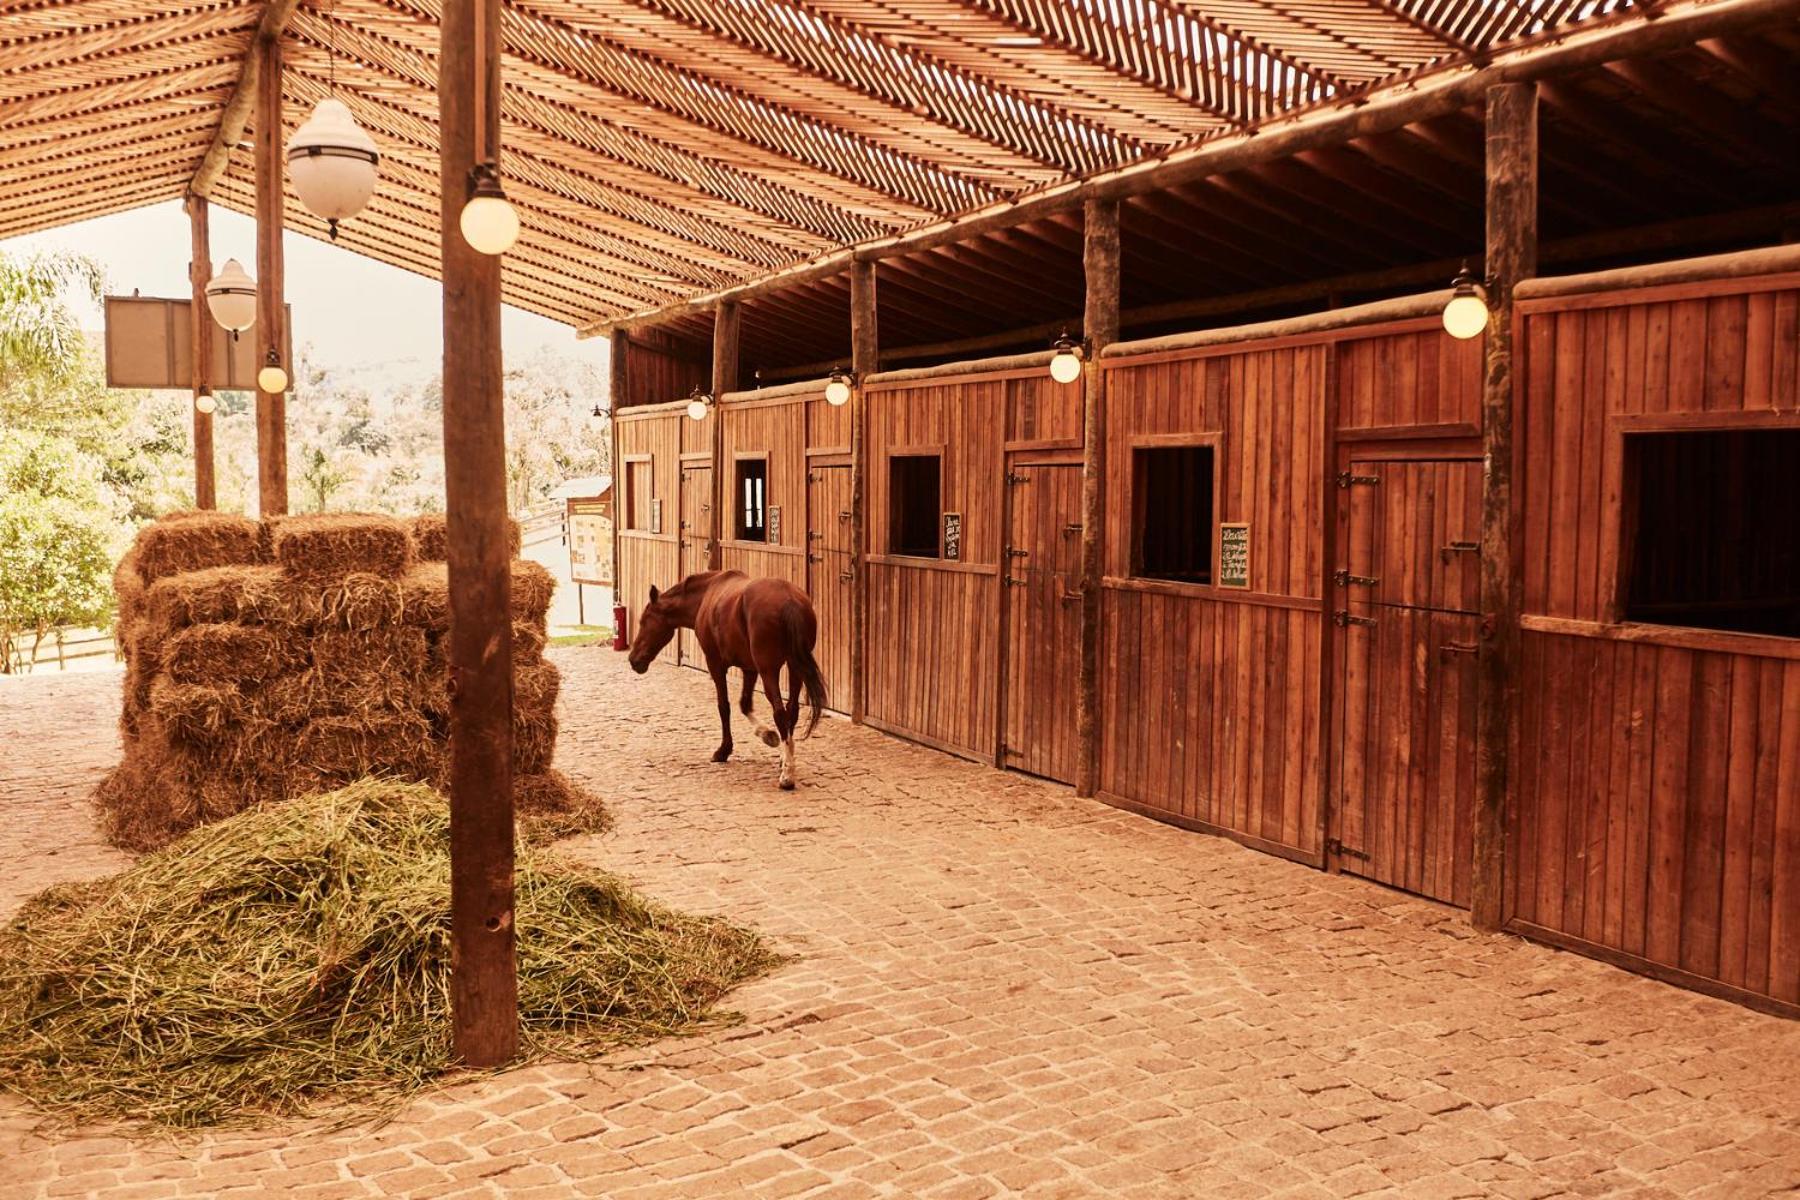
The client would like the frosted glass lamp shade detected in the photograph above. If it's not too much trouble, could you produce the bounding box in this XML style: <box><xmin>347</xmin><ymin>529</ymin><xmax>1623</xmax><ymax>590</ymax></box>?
<box><xmin>287</xmin><ymin>99</ymin><xmax>379</xmax><ymax>239</ymax></box>
<box><xmin>205</xmin><ymin>258</ymin><xmax>257</xmax><ymax>334</ymax></box>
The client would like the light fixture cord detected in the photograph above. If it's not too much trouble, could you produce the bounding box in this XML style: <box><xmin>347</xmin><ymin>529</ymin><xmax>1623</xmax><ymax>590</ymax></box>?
<box><xmin>327</xmin><ymin>0</ymin><xmax>337</xmax><ymax>93</ymax></box>
<box><xmin>473</xmin><ymin>0</ymin><xmax>490</xmax><ymax>167</ymax></box>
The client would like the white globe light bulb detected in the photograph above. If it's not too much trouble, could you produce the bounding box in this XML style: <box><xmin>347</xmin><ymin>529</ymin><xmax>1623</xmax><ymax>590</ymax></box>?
<box><xmin>686</xmin><ymin>397</ymin><xmax>709</xmax><ymax>421</ymax></box>
<box><xmin>1049</xmin><ymin>350</ymin><xmax>1082</xmax><ymax>384</ymax></box>
<box><xmin>195</xmin><ymin>393</ymin><xmax>217</xmax><ymax>415</ymax></box>
<box><xmin>824</xmin><ymin>377</ymin><xmax>851</xmax><ymax>406</ymax></box>
<box><xmin>1443</xmin><ymin>291</ymin><xmax>1489</xmax><ymax>341</ymax></box>
<box><xmin>460</xmin><ymin>194</ymin><xmax>520</xmax><ymax>256</ymax></box>
<box><xmin>258</xmin><ymin>363</ymin><xmax>289</xmax><ymax>394</ymax></box>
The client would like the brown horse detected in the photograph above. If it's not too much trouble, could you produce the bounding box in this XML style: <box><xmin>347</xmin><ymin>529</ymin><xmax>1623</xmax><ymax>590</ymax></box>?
<box><xmin>627</xmin><ymin>570</ymin><xmax>827</xmax><ymax>789</ymax></box>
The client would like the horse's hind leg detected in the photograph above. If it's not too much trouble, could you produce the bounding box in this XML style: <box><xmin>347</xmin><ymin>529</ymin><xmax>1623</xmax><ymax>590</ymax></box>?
<box><xmin>743</xmin><ymin>667</ymin><xmax>779</xmax><ymax>748</ymax></box>
<box><xmin>758</xmin><ymin>667</ymin><xmax>796</xmax><ymax>789</ymax></box>
<box><xmin>709</xmin><ymin>663</ymin><xmax>734</xmax><ymax>763</ymax></box>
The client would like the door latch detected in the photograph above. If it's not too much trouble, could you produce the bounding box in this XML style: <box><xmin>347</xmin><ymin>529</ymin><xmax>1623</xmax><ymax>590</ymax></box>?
<box><xmin>1333</xmin><ymin>610</ymin><xmax>1377</xmax><ymax>627</ymax></box>
<box><xmin>1438</xmin><ymin>540</ymin><xmax>1479</xmax><ymax>562</ymax></box>
<box><xmin>1336</xmin><ymin>471</ymin><xmax>1380</xmax><ymax>488</ymax></box>
<box><xmin>1327</xmin><ymin>837</ymin><xmax>1371</xmax><ymax>862</ymax></box>
<box><xmin>1439</xmin><ymin>641</ymin><xmax>1479</xmax><ymax>660</ymax></box>
<box><xmin>1333</xmin><ymin>569</ymin><xmax>1379</xmax><ymax>588</ymax></box>
<box><xmin>1005</xmin><ymin>471</ymin><xmax>1031</xmax><ymax>485</ymax></box>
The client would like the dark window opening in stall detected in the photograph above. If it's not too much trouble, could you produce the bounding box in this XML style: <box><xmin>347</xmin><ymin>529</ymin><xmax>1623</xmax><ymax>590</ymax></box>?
<box><xmin>1622</xmin><ymin>429</ymin><xmax>1800</xmax><ymax>638</ymax></box>
<box><xmin>1133</xmin><ymin>445</ymin><xmax>1215</xmax><ymax>584</ymax></box>
<box><xmin>736</xmin><ymin>457</ymin><xmax>767</xmax><ymax>542</ymax></box>
<box><xmin>889</xmin><ymin>453</ymin><xmax>942</xmax><ymax>558</ymax></box>
<box><xmin>626</xmin><ymin>459</ymin><xmax>653</xmax><ymax>531</ymax></box>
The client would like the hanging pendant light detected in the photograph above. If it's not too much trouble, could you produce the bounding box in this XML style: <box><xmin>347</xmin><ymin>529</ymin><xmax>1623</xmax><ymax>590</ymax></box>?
<box><xmin>461</xmin><ymin>162</ymin><xmax>520</xmax><ymax>256</ymax></box>
<box><xmin>1442</xmin><ymin>262</ymin><xmax>1490</xmax><ymax>341</ymax></box>
<box><xmin>1048</xmin><ymin>331</ymin><xmax>1086</xmax><ymax>384</ymax></box>
<box><xmin>685</xmin><ymin>386</ymin><xmax>713</xmax><ymax>422</ymax></box>
<box><xmin>824</xmin><ymin>368</ymin><xmax>853</xmax><ymax>406</ymax></box>
<box><xmin>257</xmin><ymin>348</ymin><xmax>289</xmax><ymax>395</ymax></box>
<box><xmin>287</xmin><ymin>98</ymin><xmax>380</xmax><ymax>241</ymax></box>
<box><xmin>205</xmin><ymin>259</ymin><xmax>257</xmax><ymax>340</ymax></box>
<box><xmin>195</xmin><ymin>391</ymin><xmax>217</xmax><ymax>415</ymax></box>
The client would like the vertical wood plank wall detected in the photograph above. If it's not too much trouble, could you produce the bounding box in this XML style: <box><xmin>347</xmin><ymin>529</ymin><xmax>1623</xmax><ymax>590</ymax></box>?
<box><xmin>615</xmin><ymin>406</ymin><xmax>684</xmax><ymax>665</ymax></box>
<box><xmin>720</xmin><ymin>396</ymin><xmax>808</xmax><ymax>589</ymax></box>
<box><xmin>1509</xmin><ymin>273</ymin><xmax>1800</xmax><ymax>1015</ymax></box>
<box><xmin>862</xmin><ymin>373</ymin><xmax>1009</xmax><ymax>759</ymax></box>
<box><xmin>1096</xmin><ymin>342</ymin><xmax>1331</xmax><ymax>862</ymax></box>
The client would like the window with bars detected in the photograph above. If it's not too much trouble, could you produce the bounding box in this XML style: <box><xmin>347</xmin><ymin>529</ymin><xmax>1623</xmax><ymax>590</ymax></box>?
<box><xmin>736</xmin><ymin>457</ymin><xmax>767</xmax><ymax>542</ymax></box>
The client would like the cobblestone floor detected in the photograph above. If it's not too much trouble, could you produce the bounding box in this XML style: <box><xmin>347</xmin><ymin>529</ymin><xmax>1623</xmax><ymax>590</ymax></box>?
<box><xmin>2</xmin><ymin>651</ymin><xmax>1797</xmax><ymax>1199</ymax></box>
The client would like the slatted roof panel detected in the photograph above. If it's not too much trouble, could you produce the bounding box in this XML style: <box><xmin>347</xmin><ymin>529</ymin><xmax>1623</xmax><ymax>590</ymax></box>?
<box><xmin>1</xmin><ymin>0</ymin><xmax>1639</xmax><ymax>329</ymax></box>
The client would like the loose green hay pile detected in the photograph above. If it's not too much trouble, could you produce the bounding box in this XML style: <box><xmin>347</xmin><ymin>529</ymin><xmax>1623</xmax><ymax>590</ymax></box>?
<box><xmin>0</xmin><ymin>780</ymin><xmax>780</xmax><ymax>1129</ymax></box>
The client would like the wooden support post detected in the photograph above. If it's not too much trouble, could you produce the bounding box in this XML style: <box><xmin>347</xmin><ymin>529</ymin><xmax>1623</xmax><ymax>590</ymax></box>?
<box><xmin>1473</xmin><ymin>83</ymin><xmax>1537</xmax><ymax>933</ymax></box>
<box><xmin>253</xmin><ymin>33</ymin><xmax>287</xmax><ymax>517</ymax></box>
<box><xmin>849</xmin><ymin>260</ymin><xmax>877</xmax><ymax>725</ymax></box>
<box><xmin>186</xmin><ymin>195</ymin><xmax>216</xmax><ymax>510</ymax></box>
<box><xmin>609</xmin><ymin>330</ymin><xmax>627</xmax><ymax>601</ymax></box>
<box><xmin>439</xmin><ymin>0</ymin><xmax>517</xmax><ymax>1067</ymax></box>
<box><xmin>1076</xmin><ymin>199</ymin><xmax>1120</xmax><ymax>799</ymax></box>
<box><xmin>710</xmin><ymin>300</ymin><xmax>740</xmax><ymax>570</ymax></box>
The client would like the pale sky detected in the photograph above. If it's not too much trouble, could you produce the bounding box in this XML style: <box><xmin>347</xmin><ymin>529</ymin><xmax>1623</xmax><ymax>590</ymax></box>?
<box><xmin>3</xmin><ymin>199</ymin><xmax>608</xmax><ymax>389</ymax></box>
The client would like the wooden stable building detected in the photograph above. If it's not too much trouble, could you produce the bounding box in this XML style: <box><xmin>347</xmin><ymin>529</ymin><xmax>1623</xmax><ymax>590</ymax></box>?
<box><xmin>6</xmin><ymin>0</ymin><xmax>1797</xmax><ymax>1031</ymax></box>
<box><xmin>602</xmin><ymin>15</ymin><xmax>1800</xmax><ymax>1016</ymax></box>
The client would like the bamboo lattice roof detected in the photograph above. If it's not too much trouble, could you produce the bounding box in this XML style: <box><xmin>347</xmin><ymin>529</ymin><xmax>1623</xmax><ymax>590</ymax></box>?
<box><xmin>1</xmin><ymin>0</ymin><xmax>1654</xmax><ymax>330</ymax></box>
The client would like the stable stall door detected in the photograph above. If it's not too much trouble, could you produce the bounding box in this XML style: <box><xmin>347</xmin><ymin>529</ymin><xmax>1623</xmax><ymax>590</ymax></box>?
<box><xmin>806</xmin><ymin>464</ymin><xmax>853</xmax><ymax>711</ymax></box>
<box><xmin>1003</xmin><ymin>462</ymin><xmax>1083</xmax><ymax>783</ymax></box>
<box><xmin>1336</xmin><ymin>458</ymin><xmax>1481</xmax><ymax>907</ymax></box>
<box><xmin>678</xmin><ymin>464</ymin><xmax>712</xmax><ymax>667</ymax></box>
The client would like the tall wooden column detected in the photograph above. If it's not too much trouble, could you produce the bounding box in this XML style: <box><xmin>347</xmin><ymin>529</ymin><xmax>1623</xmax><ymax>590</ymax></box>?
<box><xmin>186</xmin><ymin>195</ymin><xmax>216</xmax><ymax>510</ymax></box>
<box><xmin>440</xmin><ymin>0</ymin><xmax>517</xmax><ymax>1066</ymax></box>
<box><xmin>710</xmin><ymin>300</ymin><xmax>740</xmax><ymax>569</ymax></box>
<box><xmin>1076</xmin><ymin>199</ymin><xmax>1120</xmax><ymax>799</ymax></box>
<box><xmin>1473</xmin><ymin>83</ymin><xmax>1537</xmax><ymax>932</ymax></box>
<box><xmin>609</xmin><ymin>330</ymin><xmax>628</xmax><ymax>598</ymax></box>
<box><xmin>253</xmin><ymin>33</ymin><xmax>287</xmax><ymax>517</ymax></box>
<box><xmin>848</xmin><ymin>260</ymin><xmax>877</xmax><ymax>724</ymax></box>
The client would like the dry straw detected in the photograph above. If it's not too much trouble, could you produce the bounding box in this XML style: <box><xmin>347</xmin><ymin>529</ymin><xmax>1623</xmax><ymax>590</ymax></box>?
<box><xmin>0</xmin><ymin>780</ymin><xmax>775</xmax><ymax>1129</ymax></box>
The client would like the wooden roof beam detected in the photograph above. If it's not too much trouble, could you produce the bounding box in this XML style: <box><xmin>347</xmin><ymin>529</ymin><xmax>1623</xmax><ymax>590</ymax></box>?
<box><xmin>189</xmin><ymin>0</ymin><xmax>300</xmax><ymax>198</ymax></box>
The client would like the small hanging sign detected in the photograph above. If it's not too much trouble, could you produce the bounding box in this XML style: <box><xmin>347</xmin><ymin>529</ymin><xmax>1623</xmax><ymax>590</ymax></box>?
<box><xmin>943</xmin><ymin>511</ymin><xmax>962</xmax><ymax>561</ymax></box>
<box><xmin>767</xmin><ymin>505</ymin><xmax>782</xmax><ymax>546</ymax></box>
<box><xmin>1219</xmin><ymin>522</ymin><xmax>1250</xmax><ymax>589</ymax></box>
<box><xmin>650</xmin><ymin>497</ymin><xmax>663</xmax><ymax>535</ymax></box>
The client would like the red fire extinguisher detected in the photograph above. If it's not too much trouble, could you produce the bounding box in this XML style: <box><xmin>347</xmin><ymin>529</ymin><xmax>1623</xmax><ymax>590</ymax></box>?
<box><xmin>612</xmin><ymin>604</ymin><xmax>628</xmax><ymax>651</ymax></box>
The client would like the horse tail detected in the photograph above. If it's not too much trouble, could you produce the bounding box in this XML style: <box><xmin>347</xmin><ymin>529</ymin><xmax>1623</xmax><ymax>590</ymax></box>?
<box><xmin>781</xmin><ymin>600</ymin><xmax>827</xmax><ymax>739</ymax></box>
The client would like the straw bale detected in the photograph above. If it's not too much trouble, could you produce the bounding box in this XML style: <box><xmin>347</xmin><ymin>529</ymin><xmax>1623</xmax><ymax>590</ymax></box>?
<box><xmin>514</xmin><ymin>714</ymin><xmax>558</xmax><ymax>774</ymax></box>
<box><xmin>272</xmin><ymin>514</ymin><xmax>414</xmax><ymax>583</ymax></box>
<box><xmin>294</xmin><ymin>712</ymin><xmax>439</xmax><ymax>779</ymax></box>
<box><xmin>113</xmin><ymin>552</ymin><xmax>147</xmax><ymax>631</ymax></box>
<box><xmin>133</xmin><ymin>513</ymin><xmax>263</xmax><ymax>582</ymax></box>
<box><xmin>513</xmin><ymin>621</ymin><xmax>547</xmax><ymax>663</ymax></box>
<box><xmin>148</xmin><ymin>677</ymin><xmax>241</xmax><ymax>744</ymax></box>
<box><xmin>312</xmin><ymin>572</ymin><xmax>407</xmax><ymax>630</ymax></box>
<box><xmin>162</xmin><ymin>624</ymin><xmax>303</xmax><ymax>684</ymax></box>
<box><xmin>515</xmin><ymin>770</ymin><xmax>612</xmax><ymax>841</ymax></box>
<box><xmin>400</xmin><ymin>562</ymin><xmax>555</xmax><ymax>630</ymax></box>
<box><xmin>408</xmin><ymin>513</ymin><xmax>522</xmax><ymax>562</ymax></box>
<box><xmin>515</xmin><ymin>659</ymin><xmax>562</xmax><ymax>716</ymax></box>
<box><xmin>144</xmin><ymin>566</ymin><xmax>289</xmax><ymax>634</ymax></box>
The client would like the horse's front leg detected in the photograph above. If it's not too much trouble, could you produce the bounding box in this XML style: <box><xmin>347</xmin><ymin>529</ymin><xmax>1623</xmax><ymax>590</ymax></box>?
<box><xmin>758</xmin><ymin>667</ymin><xmax>795</xmax><ymax>789</ymax></box>
<box><xmin>708</xmin><ymin>661</ymin><xmax>734</xmax><ymax>763</ymax></box>
<box><xmin>744</xmin><ymin>667</ymin><xmax>779</xmax><ymax>748</ymax></box>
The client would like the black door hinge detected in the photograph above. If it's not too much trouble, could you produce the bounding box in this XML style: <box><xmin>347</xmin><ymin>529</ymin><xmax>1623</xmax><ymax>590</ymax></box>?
<box><xmin>1337</xmin><ymin>471</ymin><xmax>1380</xmax><ymax>488</ymax></box>
<box><xmin>1327</xmin><ymin>837</ymin><xmax>1371</xmax><ymax>862</ymax></box>
<box><xmin>1006</xmin><ymin>471</ymin><xmax>1031</xmax><ymax>485</ymax></box>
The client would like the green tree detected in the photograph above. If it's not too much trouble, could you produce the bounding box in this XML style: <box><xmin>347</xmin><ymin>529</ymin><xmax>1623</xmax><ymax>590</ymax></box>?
<box><xmin>0</xmin><ymin>249</ymin><xmax>102</xmax><ymax>393</ymax></box>
<box><xmin>0</xmin><ymin>432</ymin><xmax>116</xmax><ymax>671</ymax></box>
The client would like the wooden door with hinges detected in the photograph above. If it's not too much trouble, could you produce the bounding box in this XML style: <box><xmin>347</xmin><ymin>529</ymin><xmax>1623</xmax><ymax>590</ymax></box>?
<box><xmin>1334</xmin><ymin>458</ymin><xmax>1482</xmax><ymax>907</ymax></box>
<box><xmin>806</xmin><ymin>464</ymin><xmax>852</xmax><ymax>712</ymax></box>
<box><xmin>678</xmin><ymin>464</ymin><xmax>712</xmax><ymax>667</ymax></box>
<box><xmin>1002</xmin><ymin>462</ymin><xmax>1082</xmax><ymax>783</ymax></box>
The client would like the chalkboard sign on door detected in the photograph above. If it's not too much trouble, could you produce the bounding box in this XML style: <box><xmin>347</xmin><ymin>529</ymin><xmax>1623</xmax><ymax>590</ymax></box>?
<box><xmin>943</xmin><ymin>511</ymin><xmax>962</xmax><ymax>561</ymax></box>
<box><xmin>1218</xmin><ymin>522</ymin><xmax>1250</xmax><ymax>589</ymax></box>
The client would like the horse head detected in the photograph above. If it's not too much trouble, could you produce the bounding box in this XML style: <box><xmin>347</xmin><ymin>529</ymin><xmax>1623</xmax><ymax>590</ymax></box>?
<box><xmin>627</xmin><ymin>584</ymin><xmax>679</xmax><ymax>674</ymax></box>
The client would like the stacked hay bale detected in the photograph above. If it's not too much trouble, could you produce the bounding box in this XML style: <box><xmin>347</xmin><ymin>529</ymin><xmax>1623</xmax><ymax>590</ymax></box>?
<box><xmin>99</xmin><ymin>511</ymin><xmax>599</xmax><ymax>850</ymax></box>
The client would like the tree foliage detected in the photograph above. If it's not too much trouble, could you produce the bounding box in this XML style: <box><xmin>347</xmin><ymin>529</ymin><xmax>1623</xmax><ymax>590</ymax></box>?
<box><xmin>0</xmin><ymin>432</ymin><xmax>116</xmax><ymax>670</ymax></box>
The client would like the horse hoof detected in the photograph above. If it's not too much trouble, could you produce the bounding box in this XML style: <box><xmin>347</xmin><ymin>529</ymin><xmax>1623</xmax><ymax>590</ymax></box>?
<box><xmin>712</xmin><ymin>748</ymin><xmax>732</xmax><ymax>763</ymax></box>
<box><xmin>758</xmin><ymin>730</ymin><xmax>780</xmax><ymax>748</ymax></box>
<box><xmin>778</xmin><ymin>778</ymin><xmax>795</xmax><ymax>791</ymax></box>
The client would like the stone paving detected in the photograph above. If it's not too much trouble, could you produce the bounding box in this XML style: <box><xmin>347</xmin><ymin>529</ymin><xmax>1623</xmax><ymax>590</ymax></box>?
<box><xmin>1</xmin><ymin>650</ymin><xmax>1797</xmax><ymax>1199</ymax></box>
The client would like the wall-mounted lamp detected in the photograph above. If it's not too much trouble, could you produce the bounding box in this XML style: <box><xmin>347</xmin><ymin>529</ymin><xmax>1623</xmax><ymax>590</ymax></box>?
<box><xmin>685</xmin><ymin>386</ymin><xmax>714</xmax><ymax>421</ymax></box>
<box><xmin>1442</xmin><ymin>262</ymin><xmax>1490</xmax><ymax>341</ymax></box>
<box><xmin>824</xmin><ymin>368</ymin><xmax>854</xmax><ymax>406</ymax></box>
<box><xmin>460</xmin><ymin>161</ymin><xmax>520</xmax><ymax>256</ymax></box>
<box><xmin>588</xmin><ymin>402</ymin><xmax>605</xmax><ymax>429</ymax></box>
<box><xmin>195</xmin><ymin>391</ymin><xmax>217</xmax><ymax>415</ymax></box>
<box><xmin>1049</xmin><ymin>330</ymin><xmax>1087</xmax><ymax>384</ymax></box>
<box><xmin>256</xmin><ymin>348</ymin><xmax>289</xmax><ymax>395</ymax></box>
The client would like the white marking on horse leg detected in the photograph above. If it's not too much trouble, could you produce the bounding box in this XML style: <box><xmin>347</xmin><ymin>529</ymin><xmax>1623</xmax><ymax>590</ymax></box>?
<box><xmin>778</xmin><ymin>737</ymin><xmax>796</xmax><ymax>789</ymax></box>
